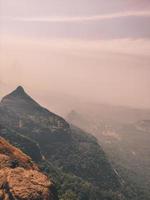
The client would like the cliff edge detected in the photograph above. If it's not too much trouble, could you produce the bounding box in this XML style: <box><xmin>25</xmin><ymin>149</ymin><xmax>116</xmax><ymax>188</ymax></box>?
<box><xmin>0</xmin><ymin>136</ymin><xmax>58</xmax><ymax>200</ymax></box>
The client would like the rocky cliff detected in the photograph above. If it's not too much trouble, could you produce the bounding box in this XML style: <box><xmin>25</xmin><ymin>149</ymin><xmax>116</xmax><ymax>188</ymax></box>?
<box><xmin>0</xmin><ymin>136</ymin><xmax>58</xmax><ymax>200</ymax></box>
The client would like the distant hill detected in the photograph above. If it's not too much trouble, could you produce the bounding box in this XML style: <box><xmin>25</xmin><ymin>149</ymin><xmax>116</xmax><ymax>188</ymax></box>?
<box><xmin>0</xmin><ymin>86</ymin><xmax>124</xmax><ymax>200</ymax></box>
<box><xmin>67</xmin><ymin>104</ymin><xmax>150</xmax><ymax>200</ymax></box>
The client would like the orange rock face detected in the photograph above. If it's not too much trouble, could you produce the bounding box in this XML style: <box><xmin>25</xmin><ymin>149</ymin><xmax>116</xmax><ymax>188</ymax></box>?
<box><xmin>0</xmin><ymin>137</ymin><xmax>57</xmax><ymax>200</ymax></box>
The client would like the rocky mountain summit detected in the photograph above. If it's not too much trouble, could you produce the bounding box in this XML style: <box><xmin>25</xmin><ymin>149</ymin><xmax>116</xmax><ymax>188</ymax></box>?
<box><xmin>0</xmin><ymin>136</ymin><xmax>58</xmax><ymax>200</ymax></box>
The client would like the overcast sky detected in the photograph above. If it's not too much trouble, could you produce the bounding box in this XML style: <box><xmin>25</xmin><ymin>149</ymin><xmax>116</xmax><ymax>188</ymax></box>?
<box><xmin>0</xmin><ymin>0</ymin><xmax>150</xmax><ymax>111</ymax></box>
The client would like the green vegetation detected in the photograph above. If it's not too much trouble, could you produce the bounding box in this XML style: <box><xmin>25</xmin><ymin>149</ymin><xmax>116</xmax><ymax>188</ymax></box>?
<box><xmin>67</xmin><ymin>107</ymin><xmax>150</xmax><ymax>200</ymax></box>
<box><xmin>0</xmin><ymin>87</ymin><xmax>124</xmax><ymax>199</ymax></box>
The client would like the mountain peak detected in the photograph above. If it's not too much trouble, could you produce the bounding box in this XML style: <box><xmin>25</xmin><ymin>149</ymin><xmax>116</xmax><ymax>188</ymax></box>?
<box><xmin>1</xmin><ymin>86</ymin><xmax>34</xmax><ymax>105</ymax></box>
<box><xmin>2</xmin><ymin>86</ymin><xmax>28</xmax><ymax>101</ymax></box>
<box><xmin>0</xmin><ymin>86</ymin><xmax>48</xmax><ymax>116</ymax></box>
<box><xmin>16</xmin><ymin>85</ymin><xmax>25</xmax><ymax>92</ymax></box>
<box><xmin>12</xmin><ymin>86</ymin><xmax>26</xmax><ymax>96</ymax></box>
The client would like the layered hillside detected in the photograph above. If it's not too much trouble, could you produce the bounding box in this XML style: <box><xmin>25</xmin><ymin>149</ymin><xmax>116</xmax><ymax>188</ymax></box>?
<box><xmin>67</xmin><ymin>106</ymin><xmax>150</xmax><ymax>200</ymax></box>
<box><xmin>0</xmin><ymin>86</ymin><xmax>124</xmax><ymax>200</ymax></box>
<box><xmin>0</xmin><ymin>136</ymin><xmax>58</xmax><ymax>200</ymax></box>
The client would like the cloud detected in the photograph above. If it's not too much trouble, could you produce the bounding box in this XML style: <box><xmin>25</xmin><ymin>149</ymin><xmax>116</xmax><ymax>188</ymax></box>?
<box><xmin>2</xmin><ymin>10</ymin><xmax>150</xmax><ymax>23</ymax></box>
<box><xmin>1</xmin><ymin>35</ymin><xmax>150</xmax><ymax>108</ymax></box>
<box><xmin>2</xmin><ymin>36</ymin><xmax>150</xmax><ymax>57</ymax></box>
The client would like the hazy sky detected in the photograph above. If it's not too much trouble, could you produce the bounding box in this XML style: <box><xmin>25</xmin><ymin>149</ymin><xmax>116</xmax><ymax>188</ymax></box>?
<box><xmin>0</xmin><ymin>0</ymin><xmax>150</xmax><ymax>111</ymax></box>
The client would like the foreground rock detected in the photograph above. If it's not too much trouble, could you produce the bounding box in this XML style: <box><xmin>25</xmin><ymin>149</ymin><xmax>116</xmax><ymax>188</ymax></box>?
<box><xmin>0</xmin><ymin>136</ymin><xmax>58</xmax><ymax>200</ymax></box>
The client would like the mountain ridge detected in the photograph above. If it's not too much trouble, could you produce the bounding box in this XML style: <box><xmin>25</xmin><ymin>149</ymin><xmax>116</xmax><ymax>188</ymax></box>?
<box><xmin>0</xmin><ymin>86</ymin><xmax>125</xmax><ymax>200</ymax></box>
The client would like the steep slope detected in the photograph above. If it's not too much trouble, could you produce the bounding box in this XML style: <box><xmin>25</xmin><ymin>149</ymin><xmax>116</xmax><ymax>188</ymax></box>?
<box><xmin>0</xmin><ymin>86</ymin><xmax>124</xmax><ymax>200</ymax></box>
<box><xmin>67</xmin><ymin>107</ymin><xmax>150</xmax><ymax>200</ymax></box>
<box><xmin>0</xmin><ymin>124</ymin><xmax>43</xmax><ymax>162</ymax></box>
<box><xmin>0</xmin><ymin>136</ymin><xmax>58</xmax><ymax>200</ymax></box>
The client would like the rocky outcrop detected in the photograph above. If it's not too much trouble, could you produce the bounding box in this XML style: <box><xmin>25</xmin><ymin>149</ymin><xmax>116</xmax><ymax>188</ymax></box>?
<box><xmin>0</xmin><ymin>137</ymin><xmax>58</xmax><ymax>200</ymax></box>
